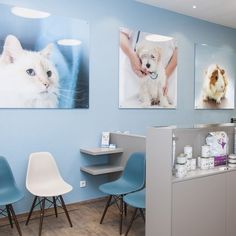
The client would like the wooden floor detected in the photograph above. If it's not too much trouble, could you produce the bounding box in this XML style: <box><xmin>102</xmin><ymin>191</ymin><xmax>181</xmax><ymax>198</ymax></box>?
<box><xmin>0</xmin><ymin>199</ymin><xmax>145</xmax><ymax>236</ymax></box>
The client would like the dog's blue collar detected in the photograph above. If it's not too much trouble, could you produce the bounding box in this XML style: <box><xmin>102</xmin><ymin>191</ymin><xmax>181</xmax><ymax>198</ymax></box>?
<box><xmin>149</xmin><ymin>72</ymin><xmax>158</xmax><ymax>80</ymax></box>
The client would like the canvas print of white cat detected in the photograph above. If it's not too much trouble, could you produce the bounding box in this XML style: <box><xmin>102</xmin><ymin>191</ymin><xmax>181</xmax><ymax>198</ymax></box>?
<box><xmin>0</xmin><ymin>35</ymin><xmax>59</xmax><ymax>108</ymax></box>
<box><xmin>0</xmin><ymin>3</ymin><xmax>89</xmax><ymax>109</ymax></box>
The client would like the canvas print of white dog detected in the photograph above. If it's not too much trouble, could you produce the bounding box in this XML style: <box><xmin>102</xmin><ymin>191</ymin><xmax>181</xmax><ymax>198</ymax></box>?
<box><xmin>136</xmin><ymin>42</ymin><xmax>170</xmax><ymax>107</ymax></box>
<box><xmin>195</xmin><ymin>44</ymin><xmax>235</xmax><ymax>109</ymax></box>
<box><xmin>119</xmin><ymin>27</ymin><xmax>177</xmax><ymax>109</ymax></box>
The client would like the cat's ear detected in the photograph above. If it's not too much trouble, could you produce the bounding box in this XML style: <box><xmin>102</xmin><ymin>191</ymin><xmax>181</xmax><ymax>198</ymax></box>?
<box><xmin>1</xmin><ymin>35</ymin><xmax>23</xmax><ymax>64</ymax></box>
<box><xmin>41</xmin><ymin>44</ymin><xmax>53</xmax><ymax>58</ymax></box>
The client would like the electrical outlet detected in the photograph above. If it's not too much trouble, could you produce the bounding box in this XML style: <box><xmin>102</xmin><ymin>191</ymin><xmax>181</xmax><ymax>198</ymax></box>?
<box><xmin>80</xmin><ymin>180</ymin><xmax>86</xmax><ymax>188</ymax></box>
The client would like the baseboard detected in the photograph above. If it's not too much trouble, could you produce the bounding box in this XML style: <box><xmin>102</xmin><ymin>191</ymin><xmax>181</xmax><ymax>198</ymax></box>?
<box><xmin>0</xmin><ymin>196</ymin><xmax>106</xmax><ymax>227</ymax></box>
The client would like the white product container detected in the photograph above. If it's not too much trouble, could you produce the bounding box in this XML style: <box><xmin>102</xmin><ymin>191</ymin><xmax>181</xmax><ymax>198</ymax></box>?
<box><xmin>208</xmin><ymin>157</ymin><xmax>214</xmax><ymax>169</ymax></box>
<box><xmin>175</xmin><ymin>164</ymin><xmax>187</xmax><ymax>178</ymax></box>
<box><xmin>186</xmin><ymin>159</ymin><xmax>191</xmax><ymax>171</ymax></box>
<box><xmin>190</xmin><ymin>158</ymin><xmax>197</xmax><ymax>170</ymax></box>
<box><xmin>197</xmin><ymin>156</ymin><xmax>201</xmax><ymax>168</ymax></box>
<box><xmin>229</xmin><ymin>154</ymin><xmax>236</xmax><ymax>159</ymax></box>
<box><xmin>201</xmin><ymin>145</ymin><xmax>210</xmax><ymax>158</ymax></box>
<box><xmin>200</xmin><ymin>157</ymin><xmax>209</xmax><ymax>170</ymax></box>
<box><xmin>228</xmin><ymin>163</ymin><xmax>236</xmax><ymax>168</ymax></box>
<box><xmin>184</xmin><ymin>145</ymin><xmax>192</xmax><ymax>159</ymax></box>
<box><xmin>228</xmin><ymin>158</ymin><xmax>236</xmax><ymax>164</ymax></box>
<box><xmin>176</xmin><ymin>154</ymin><xmax>187</xmax><ymax>164</ymax></box>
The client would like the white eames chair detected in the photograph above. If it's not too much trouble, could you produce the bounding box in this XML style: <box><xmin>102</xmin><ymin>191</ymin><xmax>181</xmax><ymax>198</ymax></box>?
<box><xmin>25</xmin><ymin>152</ymin><xmax>73</xmax><ymax>236</ymax></box>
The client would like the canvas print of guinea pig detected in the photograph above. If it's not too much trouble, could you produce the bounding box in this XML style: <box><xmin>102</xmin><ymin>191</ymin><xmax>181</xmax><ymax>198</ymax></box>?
<box><xmin>202</xmin><ymin>64</ymin><xmax>228</xmax><ymax>104</ymax></box>
<box><xmin>136</xmin><ymin>42</ymin><xmax>170</xmax><ymax>108</ymax></box>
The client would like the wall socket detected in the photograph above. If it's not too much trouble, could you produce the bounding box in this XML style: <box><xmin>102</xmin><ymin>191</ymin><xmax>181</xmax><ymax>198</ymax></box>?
<box><xmin>80</xmin><ymin>180</ymin><xmax>87</xmax><ymax>188</ymax></box>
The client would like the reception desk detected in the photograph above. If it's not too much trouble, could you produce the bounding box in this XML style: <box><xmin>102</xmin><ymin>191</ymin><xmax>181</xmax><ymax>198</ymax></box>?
<box><xmin>146</xmin><ymin>124</ymin><xmax>236</xmax><ymax>236</ymax></box>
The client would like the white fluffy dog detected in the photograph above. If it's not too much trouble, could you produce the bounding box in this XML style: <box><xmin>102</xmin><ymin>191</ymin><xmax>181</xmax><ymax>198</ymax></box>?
<box><xmin>136</xmin><ymin>42</ymin><xmax>170</xmax><ymax>107</ymax></box>
<box><xmin>202</xmin><ymin>64</ymin><xmax>228</xmax><ymax>104</ymax></box>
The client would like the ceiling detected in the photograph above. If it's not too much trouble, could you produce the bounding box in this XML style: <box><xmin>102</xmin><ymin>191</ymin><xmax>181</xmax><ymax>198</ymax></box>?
<box><xmin>135</xmin><ymin>0</ymin><xmax>236</xmax><ymax>29</ymax></box>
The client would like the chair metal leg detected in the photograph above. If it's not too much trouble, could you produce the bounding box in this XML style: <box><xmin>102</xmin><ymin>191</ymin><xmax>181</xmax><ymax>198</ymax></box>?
<box><xmin>100</xmin><ymin>195</ymin><xmax>112</xmax><ymax>224</ymax></box>
<box><xmin>39</xmin><ymin>198</ymin><xmax>46</xmax><ymax>236</ymax></box>
<box><xmin>125</xmin><ymin>208</ymin><xmax>138</xmax><ymax>236</ymax></box>
<box><xmin>8</xmin><ymin>204</ymin><xmax>22</xmax><ymax>236</ymax></box>
<box><xmin>139</xmin><ymin>208</ymin><xmax>145</xmax><ymax>222</ymax></box>
<box><xmin>119</xmin><ymin>195</ymin><xmax>124</xmax><ymax>235</ymax></box>
<box><xmin>26</xmin><ymin>196</ymin><xmax>38</xmax><ymax>225</ymax></box>
<box><xmin>59</xmin><ymin>195</ymin><xmax>73</xmax><ymax>227</ymax></box>
<box><xmin>6</xmin><ymin>205</ymin><xmax>13</xmax><ymax>228</ymax></box>
<box><xmin>53</xmin><ymin>197</ymin><xmax>58</xmax><ymax>217</ymax></box>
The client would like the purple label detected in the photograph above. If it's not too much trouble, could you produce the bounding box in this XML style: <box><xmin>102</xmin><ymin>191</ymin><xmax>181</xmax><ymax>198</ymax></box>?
<box><xmin>214</xmin><ymin>155</ymin><xmax>227</xmax><ymax>166</ymax></box>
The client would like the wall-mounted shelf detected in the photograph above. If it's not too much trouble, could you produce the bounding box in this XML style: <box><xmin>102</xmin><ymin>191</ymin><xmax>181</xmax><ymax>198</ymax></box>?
<box><xmin>80</xmin><ymin>146</ymin><xmax>124</xmax><ymax>175</ymax></box>
<box><xmin>80</xmin><ymin>147</ymin><xmax>123</xmax><ymax>156</ymax></box>
<box><xmin>80</xmin><ymin>164</ymin><xmax>124</xmax><ymax>175</ymax></box>
<box><xmin>80</xmin><ymin>133</ymin><xmax>145</xmax><ymax>177</ymax></box>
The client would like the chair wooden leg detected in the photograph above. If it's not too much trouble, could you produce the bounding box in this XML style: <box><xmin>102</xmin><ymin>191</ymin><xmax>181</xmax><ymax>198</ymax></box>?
<box><xmin>8</xmin><ymin>204</ymin><xmax>22</xmax><ymax>236</ymax></box>
<box><xmin>119</xmin><ymin>195</ymin><xmax>124</xmax><ymax>235</ymax></box>
<box><xmin>59</xmin><ymin>195</ymin><xmax>73</xmax><ymax>227</ymax></box>
<box><xmin>139</xmin><ymin>208</ymin><xmax>145</xmax><ymax>222</ymax></box>
<box><xmin>124</xmin><ymin>202</ymin><xmax>127</xmax><ymax>216</ymax></box>
<box><xmin>53</xmin><ymin>197</ymin><xmax>58</xmax><ymax>217</ymax></box>
<box><xmin>6</xmin><ymin>205</ymin><xmax>13</xmax><ymax>228</ymax></box>
<box><xmin>39</xmin><ymin>198</ymin><xmax>46</xmax><ymax>236</ymax></box>
<box><xmin>100</xmin><ymin>195</ymin><xmax>112</xmax><ymax>224</ymax></box>
<box><xmin>125</xmin><ymin>208</ymin><xmax>138</xmax><ymax>236</ymax></box>
<box><xmin>26</xmin><ymin>196</ymin><xmax>38</xmax><ymax>225</ymax></box>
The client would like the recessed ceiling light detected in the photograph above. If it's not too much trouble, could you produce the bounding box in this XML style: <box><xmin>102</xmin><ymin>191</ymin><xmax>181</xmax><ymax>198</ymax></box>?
<box><xmin>145</xmin><ymin>34</ymin><xmax>173</xmax><ymax>42</ymax></box>
<box><xmin>57</xmin><ymin>39</ymin><xmax>82</xmax><ymax>46</ymax></box>
<box><xmin>201</xmin><ymin>43</ymin><xmax>208</xmax><ymax>46</ymax></box>
<box><xmin>11</xmin><ymin>6</ymin><xmax>50</xmax><ymax>19</ymax></box>
<box><xmin>193</xmin><ymin>5</ymin><xmax>197</xmax><ymax>9</ymax></box>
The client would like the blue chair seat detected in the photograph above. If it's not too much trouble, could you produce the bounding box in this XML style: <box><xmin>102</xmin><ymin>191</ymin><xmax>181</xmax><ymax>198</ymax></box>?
<box><xmin>123</xmin><ymin>188</ymin><xmax>146</xmax><ymax>236</ymax></box>
<box><xmin>99</xmin><ymin>178</ymin><xmax>141</xmax><ymax>196</ymax></box>
<box><xmin>124</xmin><ymin>188</ymin><xmax>145</xmax><ymax>209</ymax></box>
<box><xmin>0</xmin><ymin>156</ymin><xmax>23</xmax><ymax>236</ymax></box>
<box><xmin>0</xmin><ymin>186</ymin><xmax>24</xmax><ymax>206</ymax></box>
<box><xmin>99</xmin><ymin>152</ymin><xmax>145</xmax><ymax>235</ymax></box>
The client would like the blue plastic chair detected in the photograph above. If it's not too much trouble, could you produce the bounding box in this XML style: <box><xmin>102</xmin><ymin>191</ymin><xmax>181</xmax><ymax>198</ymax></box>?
<box><xmin>123</xmin><ymin>188</ymin><xmax>146</xmax><ymax>236</ymax></box>
<box><xmin>0</xmin><ymin>156</ymin><xmax>24</xmax><ymax>236</ymax></box>
<box><xmin>99</xmin><ymin>152</ymin><xmax>145</xmax><ymax>235</ymax></box>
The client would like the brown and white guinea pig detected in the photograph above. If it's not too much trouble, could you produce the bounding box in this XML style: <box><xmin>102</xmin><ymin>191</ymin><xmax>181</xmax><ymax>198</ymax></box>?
<box><xmin>202</xmin><ymin>64</ymin><xmax>228</xmax><ymax>104</ymax></box>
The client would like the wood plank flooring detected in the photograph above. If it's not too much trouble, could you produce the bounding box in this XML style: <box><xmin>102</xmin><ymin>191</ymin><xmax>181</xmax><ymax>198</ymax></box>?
<box><xmin>0</xmin><ymin>198</ymin><xmax>145</xmax><ymax>236</ymax></box>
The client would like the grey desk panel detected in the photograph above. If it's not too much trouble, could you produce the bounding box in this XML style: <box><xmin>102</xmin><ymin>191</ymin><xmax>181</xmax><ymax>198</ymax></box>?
<box><xmin>172</xmin><ymin>174</ymin><xmax>226</xmax><ymax>236</ymax></box>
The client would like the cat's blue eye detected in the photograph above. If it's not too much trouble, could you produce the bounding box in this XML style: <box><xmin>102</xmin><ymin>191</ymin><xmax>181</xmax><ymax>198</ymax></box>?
<box><xmin>26</xmin><ymin>69</ymin><xmax>36</xmax><ymax>76</ymax></box>
<box><xmin>47</xmin><ymin>71</ymin><xmax>52</xmax><ymax>77</ymax></box>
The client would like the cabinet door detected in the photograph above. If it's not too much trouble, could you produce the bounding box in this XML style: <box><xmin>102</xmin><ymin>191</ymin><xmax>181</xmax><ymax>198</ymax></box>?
<box><xmin>172</xmin><ymin>174</ymin><xmax>226</xmax><ymax>236</ymax></box>
<box><xmin>226</xmin><ymin>171</ymin><xmax>236</xmax><ymax>236</ymax></box>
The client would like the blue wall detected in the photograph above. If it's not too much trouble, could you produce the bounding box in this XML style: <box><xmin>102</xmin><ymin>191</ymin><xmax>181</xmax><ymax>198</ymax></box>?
<box><xmin>0</xmin><ymin>0</ymin><xmax>236</xmax><ymax>214</ymax></box>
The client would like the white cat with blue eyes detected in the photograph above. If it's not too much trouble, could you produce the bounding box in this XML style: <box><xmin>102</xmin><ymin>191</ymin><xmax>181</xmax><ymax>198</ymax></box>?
<box><xmin>0</xmin><ymin>35</ymin><xmax>59</xmax><ymax>108</ymax></box>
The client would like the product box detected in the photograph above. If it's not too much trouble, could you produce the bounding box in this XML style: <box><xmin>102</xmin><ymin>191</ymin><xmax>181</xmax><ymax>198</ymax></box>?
<box><xmin>101</xmin><ymin>132</ymin><xmax>110</xmax><ymax>148</ymax></box>
<box><xmin>214</xmin><ymin>155</ymin><xmax>228</xmax><ymax>166</ymax></box>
